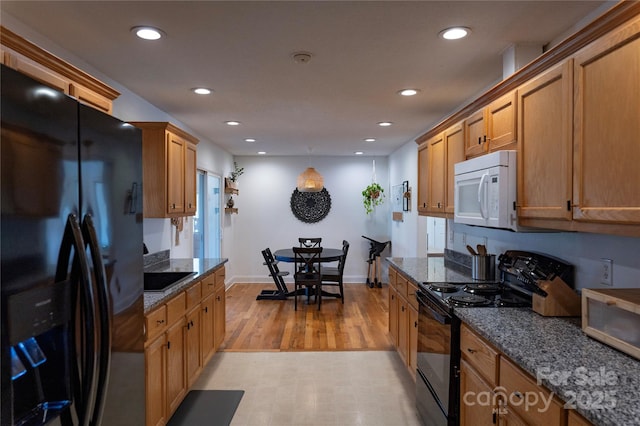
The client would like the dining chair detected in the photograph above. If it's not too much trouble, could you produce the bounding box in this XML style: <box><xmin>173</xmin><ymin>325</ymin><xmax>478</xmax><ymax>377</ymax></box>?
<box><xmin>321</xmin><ymin>240</ymin><xmax>349</xmax><ymax>304</ymax></box>
<box><xmin>293</xmin><ymin>246</ymin><xmax>323</xmax><ymax>310</ymax></box>
<box><xmin>298</xmin><ymin>237</ymin><xmax>322</xmax><ymax>248</ymax></box>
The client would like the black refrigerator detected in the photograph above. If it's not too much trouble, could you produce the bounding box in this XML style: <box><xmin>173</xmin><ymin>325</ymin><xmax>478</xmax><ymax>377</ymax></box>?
<box><xmin>1</xmin><ymin>65</ymin><xmax>145</xmax><ymax>425</ymax></box>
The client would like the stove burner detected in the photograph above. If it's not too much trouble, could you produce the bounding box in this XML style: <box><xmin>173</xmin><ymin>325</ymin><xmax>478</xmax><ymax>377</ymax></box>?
<box><xmin>447</xmin><ymin>294</ymin><xmax>493</xmax><ymax>307</ymax></box>
<box><xmin>429</xmin><ymin>283</ymin><xmax>461</xmax><ymax>293</ymax></box>
<box><xmin>463</xmin><ymin>283</ymin><xmax>502</xmax><ymax>295</ymax></box>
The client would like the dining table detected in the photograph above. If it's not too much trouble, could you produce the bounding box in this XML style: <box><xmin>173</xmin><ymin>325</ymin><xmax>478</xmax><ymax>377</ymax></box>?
<box><xmin>271</xmin><ymin>247</ymin><xmax>344</xmax><ymax>300</ymax></box>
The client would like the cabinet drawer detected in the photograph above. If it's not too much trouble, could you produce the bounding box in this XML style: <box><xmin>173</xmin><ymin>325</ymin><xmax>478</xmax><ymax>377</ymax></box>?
<box><xmin>201</xmin><ymin>274</ymin><xmax>216</xmax><ymax>296</ymax></box>
<box><xmin>460</xmin><ymin>323</ymin><xmax>498</xmax><ymax>386</ymax></box>
<box><xmin>166</xmin><ymin>292</ymin><xmax>186</xmax><ymax>327</ymax></box>
<box><xmin>396</xmin><ymin>274</ymin><xmax>408</xmax><ymax>299</ymax></box>
<box><xmin>186</xmin><ymin>281</ymin><xmax>202</xmax><ymax>310</ymax></box>
<box><xmin>214</xmin><ymin>267</ymin><xmax>225</xmax><ymax>290</ymax></box>
<box><xmin>407</xmin><ymin>282</ymin><xmax>419</xmax><ymax>311</ymax></box>
<box><xmin>499</xmin><ymin>357</ymin><xmax>564</xmax><ymax>425</ymax></box>
<box><xmin>389</xmin><ymin>267</ymin><xmax>398</xmax><ymax>289</ymax></box>
<box><xmin>145</xmin><ymin>305</ymin><xmax>167</xmax><ymax>342</ymax></box>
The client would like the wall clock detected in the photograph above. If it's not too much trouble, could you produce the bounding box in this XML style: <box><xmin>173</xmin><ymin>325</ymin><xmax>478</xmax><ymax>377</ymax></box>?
<box><xmin>290</xmin><ymin>188</ymin><xmax>331</xmax><ymax>223</ymax></box>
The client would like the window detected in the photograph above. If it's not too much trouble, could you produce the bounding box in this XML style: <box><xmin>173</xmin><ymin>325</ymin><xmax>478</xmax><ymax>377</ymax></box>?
<box><xmin>193</xmin><ymin>170</ymin><xmax>221</xmax><ymax>258</ymax></box>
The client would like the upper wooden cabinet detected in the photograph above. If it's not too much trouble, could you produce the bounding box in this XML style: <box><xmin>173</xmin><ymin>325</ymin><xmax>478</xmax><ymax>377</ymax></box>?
<box><xmin>130</xmin><ymin>122</ymin><xmax>199</xmax><ymax>218</ymax></box>
<box><xmin>464</xmin><ymin>91</ymin><xmax>517</xmax><ymax>158</ymax></box>
<box><xmin>417</xmin><ymin>123</ymin><xmax>465</xmax><ymax>217</ymax></box>
<box><xmin>517</xmin><ymin>60</ymin><xmax>573</xmax><ymax>222</ymax></box>
<box><xmin>417</xmin><ymin>143</ymin><xmax>429</xmax><ymax>214</ymax></box>
<box><xmin>572</xmin><ymin>14</ymin><xmax>640</xmax><ymax>226</ymax></box>
<box><xmin>1</xmin><ymin>26</ymin><xmax>118</xmax><ymax>114</ymax></box>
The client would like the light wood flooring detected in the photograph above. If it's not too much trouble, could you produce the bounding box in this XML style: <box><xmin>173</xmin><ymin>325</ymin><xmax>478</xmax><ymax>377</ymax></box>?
<box><xmin>220</xmin><ymin>283</ymin><xmax>393</xmax><ymax>352</ymax></box>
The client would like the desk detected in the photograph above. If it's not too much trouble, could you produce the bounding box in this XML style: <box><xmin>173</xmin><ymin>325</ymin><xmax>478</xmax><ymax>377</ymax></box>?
<box><xmin>268</xmin><ymin>248</ymin><xmax>343</xmax><ymax>301</ymax></box>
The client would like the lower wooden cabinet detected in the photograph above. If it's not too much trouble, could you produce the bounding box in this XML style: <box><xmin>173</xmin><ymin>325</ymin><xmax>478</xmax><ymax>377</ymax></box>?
<box><xmin>460</xmin><ymin>323</ymin><xmax>593</xmax><ymax>426</ymax></box>
<box><xmin>145</xmin><ymin>334</ymin><xmax>167</xmax><ymax>426</ymax></box>
<box><xmin>388</xmin><ymin>265</ymin><xmax>418</xmax><ymax>379</ymax></box>
<box><xmin>460</xmin><ymin>359</ymin><xmax>496</xmax><ymax>426</ymax></box>
<box><xmin>144</xmin><ymin>265</ymin><xmax>226</xmax><ymax>426</ymax></box>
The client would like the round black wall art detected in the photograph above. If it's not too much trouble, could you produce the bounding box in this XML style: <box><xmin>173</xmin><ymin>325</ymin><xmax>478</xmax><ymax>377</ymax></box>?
<box><xmin>290</xmin><ymin>188</ymin><xmax>331</xmax><ymax>223</ymax></box>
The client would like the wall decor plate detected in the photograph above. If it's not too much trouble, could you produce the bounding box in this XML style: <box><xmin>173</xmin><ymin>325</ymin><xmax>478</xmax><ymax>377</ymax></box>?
<box><xmin>290</xmin><ymin>188</ymin><xmax>331</xmax><ymax>223</ymax></box>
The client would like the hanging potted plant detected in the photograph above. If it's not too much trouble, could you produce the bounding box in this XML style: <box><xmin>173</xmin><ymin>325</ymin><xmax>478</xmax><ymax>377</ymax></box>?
<box><xmin>362</xmin><ymin>182</ymin><xmax>384</xmax><ymax>214</ymax></box>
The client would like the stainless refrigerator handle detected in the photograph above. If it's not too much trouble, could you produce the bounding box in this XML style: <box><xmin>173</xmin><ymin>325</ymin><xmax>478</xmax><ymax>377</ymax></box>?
<box><xmin>54</xmin><ymin>214</ymin><xmax>98</xmax><ymax>426</ymax></box>
<box><xmin>82</xmin><ymin>214</ymin><xmax>112</xmax><ymax>426</ymax></box>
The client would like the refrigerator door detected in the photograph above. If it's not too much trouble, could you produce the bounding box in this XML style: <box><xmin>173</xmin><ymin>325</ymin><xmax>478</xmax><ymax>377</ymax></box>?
<box><xmin>1</xmin><ymin>65</ymin><xmax>80</xmax><ymax>425</ymax></box>
<box><xmin>79</xmin><ymin>104</ymin><xmax>145</xmax><ymax>425</ymax></box>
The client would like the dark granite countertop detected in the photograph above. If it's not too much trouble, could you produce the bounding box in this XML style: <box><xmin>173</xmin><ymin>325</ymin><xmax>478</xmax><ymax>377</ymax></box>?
<box><xmin>387</xmin><ymin>256</ymin><xmax>640</xmax><ymax>426</ymax></box>
<box><xmin>143</xmin><ymin>257</ymin><xmax>228</xmax><ymax>313</ymax></box>
<box><xmin>386</xmin><ymin>255</ymin><xmax>481</xmax><ymax>285</ymax></box>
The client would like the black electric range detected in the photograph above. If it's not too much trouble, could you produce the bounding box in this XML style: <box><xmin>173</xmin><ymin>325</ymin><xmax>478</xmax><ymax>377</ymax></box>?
<box><xmin>414</xmin><ymin>250</ymin><xmax>574</xmax><ymax>426</ymax></box>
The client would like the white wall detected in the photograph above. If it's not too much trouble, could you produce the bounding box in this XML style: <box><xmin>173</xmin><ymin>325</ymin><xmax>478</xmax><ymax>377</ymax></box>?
<box><xmin>388</xmin><ymin>140</ymin><xmax>419</xmax><ymax>257</ymax></box>
<box><xmin>228</xmin><ymin>156</ymin><xmax>390</xmax><ymax>284</ymax></box>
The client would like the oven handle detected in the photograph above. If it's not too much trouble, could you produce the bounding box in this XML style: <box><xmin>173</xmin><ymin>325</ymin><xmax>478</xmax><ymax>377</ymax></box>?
<box><xmin>417</xmin><ymin>290</ymin><xmax>451</xmax><ymax>325</ymax></box>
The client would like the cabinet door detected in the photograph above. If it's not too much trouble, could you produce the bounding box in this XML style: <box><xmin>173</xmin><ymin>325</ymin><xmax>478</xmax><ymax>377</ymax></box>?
<box><xmin>397</xmin><ymin>299</ymin><xmax>409</xmax><ymax>365</ymax></box>
<box><xmin>10</xmin><ymin>52</ymin><xmax>70</xmax><ymax>94</ymax></box>
<box><xmin>408</xmin><ymin>304</ymin><xmax>418</xmax><ymax>379</ymax></box>
<box><xmin>464</xmin><ymin>108</ymin><xmax>487</xmax><ymax>158</ymax></box>
<box><xmin>417</xmin><ymin>143</ymin><xmax>429</xmax><ymax>213</ymax></box>
<box><xmin>184</xmin><ymin>142</ymin><xmax>197</xmax><ymax>214</ymax></box>
<box><xmin>69</xmin><ymin>83</ymin><xmax>112</xmax><ymax>114</ymax></box>
<box><xmin>145</xmin><ymin>335</ymin><xmax>166</xmax><ymax>426</ymax></box>
<box><xmin>517</xmin><ymin>61</ymin><xmax>573</xmax><ymax>221</ymax></box>
<box><xmin>201</xmin><ymin>293</ymin><xmax>216</xmax><ymax>365</ymax></box>
<box><xmin>185</xmin><ymin>307</ymin><xmax>202</xmax><ymax>388</ymax></box>
<box><xmin>445</xmin><ymin>123</ymin><xmax>465</xmax><ymax>214</ymax></box>
<box><xmin>460</xmin><ymin>360</ymin><xmax>496</xmax><ymax>426</ymax></box>
<box><xmin>428</xmin><ymin>133</ymin><xmax>445</xmax><ymax>213</ymax></box>
<box><xmin>167</xmin><ymin>132</ymin><xmax>185</xmax><ymax>214</ymax></box>
<box><xmin>487</xmin><ymin>91</ymin><xmax>517</xmax><ymax>152</ymax></box>
<box><xmin>166</xmin><ymin>318</ymin><xmax>186</xmax><ymax>416</ymax></box>
<box><xmin>214</xmin><ymin>286</ymin><xmax>226</xmax><ymax>349</ymax></box>
<box><xmin>388</xmin><ymin>286</ymin><xmax>398</xmax><ymax>346</ymax></box>
<box><xmin>573</xmin><ymin>18</ymin><xmax>640</xmax><ymax>224</ymax></box>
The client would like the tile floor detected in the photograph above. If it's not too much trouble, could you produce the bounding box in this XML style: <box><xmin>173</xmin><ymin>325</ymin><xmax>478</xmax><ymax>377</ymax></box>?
<box><xmin>192</xmin><ymin>351</ymin><xmax>423</xmax><ymax>426</ymax></box>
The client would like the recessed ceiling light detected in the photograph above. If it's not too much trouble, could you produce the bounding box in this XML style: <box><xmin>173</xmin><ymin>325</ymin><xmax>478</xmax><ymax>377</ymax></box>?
<box><xmin>378</xmin><ymin>121</ymin><xmax>393</xmax><ymax>127</ymax></box>
<box><xmin>225</xmin><ymin>121</ymin><xmax>241</xmax><ymax>126</ymax></box>
<box><xmin>131</xmin><ymin>26</ymin><xmax>164</xmax><ymax>40</ymax></box>
<box><xmin>440</xmin><ymin>27</ymin><xmax>471</xmax><ymax>40</ymax></box>
<box><xmin>398</xmin><ymin>89</ymin><xmax>419</xmax><ymax>96</ymax></box>
<box><xmin>258</xmin><ymin>151</ymin><xmax>266</xmax><ymax>155</ymax></box>
<box><xmin>354</xmin><ymin>151</ymin><xmax>364</xmax><ymax>155</ymax></box>
<box><xmin>364</xmin><ymin>138</ymin><xmax>376</xmax><ymax>142</ymax></box>
<box><xmin>244</xmin><ymin>138</ymin><xmax>256</xmax><ymax>143</ymax></box>
<box><xmin>192</xmin><ymin>88</ymin><xmax>212</xmax><ymax>95</ymax></box>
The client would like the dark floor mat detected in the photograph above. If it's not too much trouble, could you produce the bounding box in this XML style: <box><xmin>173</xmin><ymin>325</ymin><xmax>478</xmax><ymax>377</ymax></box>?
<box><xmin>167</xmin><ymin>390</ymin><xmax>244</xmax><ymax>426</ymax></box>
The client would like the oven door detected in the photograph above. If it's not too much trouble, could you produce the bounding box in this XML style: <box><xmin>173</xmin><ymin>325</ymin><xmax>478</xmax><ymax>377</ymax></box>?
<box><xmin>416</xmin><ymin>289</ymin><xmax>460</xmax><ymax>426</ymax></box>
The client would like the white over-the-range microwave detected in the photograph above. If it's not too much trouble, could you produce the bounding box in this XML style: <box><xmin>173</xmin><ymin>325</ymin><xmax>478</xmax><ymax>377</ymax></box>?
<box><xmin>454</xmin><ymin>150</ymin><xmax>519</xmax><ymax>231</ymax></box>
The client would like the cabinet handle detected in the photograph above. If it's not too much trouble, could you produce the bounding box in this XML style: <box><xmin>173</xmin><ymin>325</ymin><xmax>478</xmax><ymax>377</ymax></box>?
<box><xmin>414</xmin><ymin>321</ymin><xmax>418</xmax><ymax>328</ymax></box>
<box><xmin>190</xmin><ymin>320</ymin><xmax>194</xmax><ymax>327</ymax></box>
<box><xmin>172</xmin><ymin>203</ymin><xmax>176</xmax><ymax>209</ymax></box>
<box><xmin>203</xmin><ymin>306</ymin><xmax>209</xmax><ymax>313</ymax></box>
<box><xmin>467</xmin><ymin>348</ymin><xmax>476</xmax><ymax>354</ymax></box>
<box><xmin>513</xmin><ymin>391</ymin><xmax>523</xmax><ymax>399</ymax></box>
<box><xmin>478</xmin><ymin>137</ymin><xmax>482</xmax><ymax>144</ymax></box>
<box><xmin>167</xmin><ymin>341</ymin><xmax>171</xmax><ymax>350</ymax></box>
<box><xmin>401</xmin><ymin>306</ymin><xmax>405</xmax><ymax>312</ymax></box>
<box><xmin>483</xmin><ymin>135</ymin><xmax>487</xmax><ymax>143</ymax></box>
<box><xmin>156</xmin><ymin>319</ymin><xmax>165</xmax><ymax>325</ymax></box>
<box><xmin>216</xmin><ymin>296</ymin><xmax>221</xmax><ymax>301</ymax></box>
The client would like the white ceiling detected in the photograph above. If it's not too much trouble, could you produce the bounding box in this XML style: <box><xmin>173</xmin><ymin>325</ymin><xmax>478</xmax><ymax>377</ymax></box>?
<box><xmin>1</xmin><ymin>1</ymin><xmax>612</xmax><ymax>156</ymax></box>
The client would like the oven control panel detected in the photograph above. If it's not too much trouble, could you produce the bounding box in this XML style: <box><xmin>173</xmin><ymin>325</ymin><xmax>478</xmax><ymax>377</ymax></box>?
<box><xmin>498</xmin><ymin>250</ymin><xmax>573</xmax><ymax>294</ymax></box>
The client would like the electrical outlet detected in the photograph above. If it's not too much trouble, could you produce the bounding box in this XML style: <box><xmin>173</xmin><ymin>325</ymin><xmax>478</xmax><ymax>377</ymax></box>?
<box><xmin>600</xmin><ymin>258</ymin><xmax>613</xmax><ymax>286</ymax></box>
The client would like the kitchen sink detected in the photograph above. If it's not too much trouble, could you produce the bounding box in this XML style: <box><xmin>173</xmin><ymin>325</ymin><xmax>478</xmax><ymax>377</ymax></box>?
<box><xmin>143</xmin><ymin>271</ymin><xmax>196</xmax><ymax>292</ymax></box>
